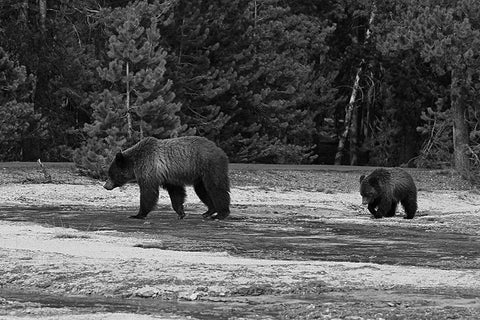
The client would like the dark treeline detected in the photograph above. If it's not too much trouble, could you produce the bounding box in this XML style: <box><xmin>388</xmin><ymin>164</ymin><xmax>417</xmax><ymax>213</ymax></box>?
<box><xmin>1</xmin><ymin>0</ymin><xmax>479</xmax><ymax>179</ymax></box>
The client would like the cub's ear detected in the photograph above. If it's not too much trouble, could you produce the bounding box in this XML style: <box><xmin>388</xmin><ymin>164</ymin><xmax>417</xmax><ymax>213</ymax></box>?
<box><xmin>369</xmin><ymin>176</ymin><xmax>378</xmax><ymax>186</ymax></box>
<box><xmin>359</xmin><ymin>174</ymin><xmax>365</xmax><ymax>183</ymax></box>
<box><xmin>115</xmin><ymin>152</ymin><xmax>124</xmax><ymax>161</ymax></box>
<box><xmin>114</xmin><ymin>152</ymin><xmax>127</xmax><ymax>167</ymax></box>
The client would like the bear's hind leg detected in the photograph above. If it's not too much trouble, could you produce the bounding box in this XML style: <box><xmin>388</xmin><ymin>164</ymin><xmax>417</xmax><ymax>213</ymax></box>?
<box><xmin>401</xmin><ymin>195</ymin><xmax>417</xmax><ymax>219</ymax></box>
<box><xmin>203</xmin><ymin>176</ymin><xmax>230</xmax><ymax>220</ymax></box>
<box><xmin>131</xmin><ymin>183</ymin><xmax>159</xmax><ymax>219</ymax></box>
<box><xmin>165</xmin><ymin>184</ymin><xmax>187</xmax><ymax>219</ymax></box>
<box><xmin>194</xmin><ymin>181</ymin><xmax>216</xmax><ymax>218</ymax></box>
<box><xmin>209</xmin><ymin>192</ymin><xmax>230</xmax><ymax>220</ymax></box>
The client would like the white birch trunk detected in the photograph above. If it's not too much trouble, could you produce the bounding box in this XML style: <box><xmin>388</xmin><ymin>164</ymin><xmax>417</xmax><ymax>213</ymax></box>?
<box><xmin>334</xmin><ymin>5</ymin><xmax>376</xmax><ymax>165</ymax></box>
<box><xmin>39</xmin><ymin>0</ymin><xmax>47</xmax><ymax>35</ymax></box>
<box><xmin>126</xmin><ymin>62</ymin><xmax>133</xmax><ymax>139</ymax></box>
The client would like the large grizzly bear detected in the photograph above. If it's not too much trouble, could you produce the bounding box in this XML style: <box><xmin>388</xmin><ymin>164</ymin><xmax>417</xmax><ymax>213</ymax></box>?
<box><xmin>104</xmin><ymin>136</ymin><xmax>230</xmax><ymax>220</ymax></box>
<box><xmin>359</xmin><ymin>168</ymin><xmax>417</xmax><ymax>219</ymax></box>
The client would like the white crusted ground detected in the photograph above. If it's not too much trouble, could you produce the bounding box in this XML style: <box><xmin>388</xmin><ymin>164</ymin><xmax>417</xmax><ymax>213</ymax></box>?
<box><xmin>1</xmin><ymin>183</ymin><xmax>480</xmax><ymax>319</ymax></box>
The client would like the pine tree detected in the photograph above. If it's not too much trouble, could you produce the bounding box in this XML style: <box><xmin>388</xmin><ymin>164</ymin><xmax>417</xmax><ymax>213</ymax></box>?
<box><xmin>222</xmin><ymin>1</ymin><xmax>337</xmax><ymax>163</ymax></box>
<box><xmin>162</xmin><ymin>0</ymin><xmax>243</xmax><ymax>141</ymax></box>
<box><xmin>376</xmin><ymin>0</ymin><xmax>480</xmax><ymax>177</ymax></box>
<box><xmin>0</xmin><ymin>47</ymin><xmax>43</xmax><ymax>160</ymax></box>
<box><xmin>73</xmin><ymin>1</ymin><xmax>186</xmax><ymax>177</ymax></box>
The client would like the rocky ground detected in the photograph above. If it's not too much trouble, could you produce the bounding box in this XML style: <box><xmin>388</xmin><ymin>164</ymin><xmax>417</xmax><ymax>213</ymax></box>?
<box><xmin>0</xmin><ymin>163</ymin><xmax>479</xmax><ymax>319</ymax></box>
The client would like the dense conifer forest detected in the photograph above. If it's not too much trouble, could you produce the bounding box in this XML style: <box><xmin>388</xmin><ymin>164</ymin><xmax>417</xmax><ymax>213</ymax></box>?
<box><xmin>1</xmin><ymin>0</ymin><xmax>479</xmax><ymax>179</ymax></box>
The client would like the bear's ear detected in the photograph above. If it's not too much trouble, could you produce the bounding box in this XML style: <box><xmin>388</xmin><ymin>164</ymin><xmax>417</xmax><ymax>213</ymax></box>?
<box><xmin>359</xmin><ymin>175</ymin><xmax>365</xmax><ymax>183</ymax></box>
<box><xmin>115</xmin><ymin>152</ymin><xmax>127</xmax><ymax>167</ymax></box>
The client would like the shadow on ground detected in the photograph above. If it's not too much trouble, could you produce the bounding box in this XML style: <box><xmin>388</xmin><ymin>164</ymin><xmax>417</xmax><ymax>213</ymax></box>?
<box><xmin>0</xmin><ymin>205</ymin><xmax>478</xmax><ymax>269</ymax></box>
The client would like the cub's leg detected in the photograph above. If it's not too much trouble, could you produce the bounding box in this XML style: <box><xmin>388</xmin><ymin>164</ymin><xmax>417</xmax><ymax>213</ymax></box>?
<box><xmin>384</xmin><ymin>201</ymin><xmax>397</xmax><ymax>217</ymax></box>
<box><xmin>367</xmin><ymin>199</ymin><xmax>382</xmax><ymax>219</ymax></box>
<box><xmin>375</xmin><ymin>199</ymin><xmax>392</xmax><ymax>219</ymax></box>
<box><xmin>401</xmin><ymin>195</ymin><xmax>417</xmax><ymax>219</ymax></box>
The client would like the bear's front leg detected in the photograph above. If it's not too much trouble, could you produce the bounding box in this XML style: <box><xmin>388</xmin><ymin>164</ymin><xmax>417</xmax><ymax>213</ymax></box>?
<box><xmin>130</xmin><ymin>183</ymin><xmax>159</xmax><ymax>219</ymax></box>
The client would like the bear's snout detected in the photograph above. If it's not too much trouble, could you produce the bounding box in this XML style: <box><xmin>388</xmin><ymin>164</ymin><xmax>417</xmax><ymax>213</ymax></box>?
<box><xmin>103</xmin><ymin>179</ymin><xmax>115</xmax><ymax>190</ymax></box>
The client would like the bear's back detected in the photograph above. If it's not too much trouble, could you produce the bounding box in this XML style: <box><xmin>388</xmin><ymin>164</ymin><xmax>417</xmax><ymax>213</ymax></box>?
<box><xmin>388</xmin><ymin>168</ymin><xmax>416</xmax><ymax>197</ymax></box>
<box><xmin>126</xmin><ymin>136</ymin><xmax>228</xmax><ymax>185</ymax></box>
<box><xmin>361</xmin><ymin>168</ymin><xmax>415</xmax><ymax>195</ymax></box>
<box><xmin>369</xmin><ymin>168</ymin><xmax>415</xmax><ymax>200</ymax></box>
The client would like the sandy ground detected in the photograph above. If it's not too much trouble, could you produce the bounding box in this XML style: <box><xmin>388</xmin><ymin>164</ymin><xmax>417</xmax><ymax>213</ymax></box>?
<box><xmin>1</xmin><ymin>165</ymin><xmax>480</xmax><ymax>319</ymax></box>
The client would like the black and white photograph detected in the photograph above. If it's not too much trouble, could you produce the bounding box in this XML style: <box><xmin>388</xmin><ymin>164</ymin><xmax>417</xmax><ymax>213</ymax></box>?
<box><xmin>1</xmin><ymin>0</ymin><xmax>480</xmax><ymax>319</ymax></box>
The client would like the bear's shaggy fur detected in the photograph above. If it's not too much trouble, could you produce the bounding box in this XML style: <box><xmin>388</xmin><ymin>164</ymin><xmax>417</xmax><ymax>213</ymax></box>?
<box><xmin>359</xmin><ymin>168</ymin><xmax>417</xmax><ymax>219</ymax></box>
<box><xmin>104</xmin><ymin>136</ymin><xmax>230</xmax><ymax>220</ymax></box>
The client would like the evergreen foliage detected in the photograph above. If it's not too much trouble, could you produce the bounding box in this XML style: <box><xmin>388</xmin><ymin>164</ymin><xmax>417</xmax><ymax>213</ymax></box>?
<box><xmin>73</xmin><ymin>1</ymin><xmax>186</xmax><ymax>177</ymax></box>
<box><xmin>0</xmin><ymin>0</ymin><xmax>479</xmax><ymax>180</ymax></box>
<box><xmin>376</xmin><ymin>0</ymin><xmax>480</xmax><ymax>175</ymax></box>
<box><xmin>416</xmin><ymin>102</ymin><xmax>453</xmax><ymax>168</ymax></box>
<box><xmin>218</xmin><ymin>1</ymin><xmax>337</xmax><ymax>163</ymax></box>
<box><xmin>0</xmin><ymin>47</ymin><xmax>43</xmax><ymax>160</ymax></box>
<box><xmin>162</xmin><ymin>0</ymin><xmax>239</xmax><ymax>141</ymax></box>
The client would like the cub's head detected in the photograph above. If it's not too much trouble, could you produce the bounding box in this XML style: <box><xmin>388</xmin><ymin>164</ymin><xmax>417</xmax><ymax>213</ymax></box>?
<box><xmin>359</xmin><ymin>174</ymin><xmax>380</xmax><ymax>205</ymax></box>
<box><xmin>103</xmin><ymin>152</ymin><xmax>135</xmax><ymax>190</ymax></box>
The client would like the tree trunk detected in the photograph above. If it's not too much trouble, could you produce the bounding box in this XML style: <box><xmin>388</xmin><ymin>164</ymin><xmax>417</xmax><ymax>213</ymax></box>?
<box><xmin>335</xmin><ymin>71</ymin><xmax>360</xmax><ymax>165</ymax></box>
<box><xmin>335</xmin><ymin>68</ymin><xmax>362</xmax><ymax>165</ymax></box>
<box><xmin>126</xmin><ymin>62</ymin><xmax>133</xmax><ymax>139</ymax></box>
<box><xmin>38</xmin><ymin>0</ymin><xmax>47</xmax><ymax>36</ymax></box>
<box><xmin>19</xmin><ymin>0</ymin><xmax>29</xmax><ymax>26</ymax></box>
<box><xmin>349</xmin><ymin>97</ymin><xmax>359</xmax><ymax>165</ymax></box>
<box><xmin>451</xmin><ymin>69</ymin><xmax>470</xmax><ymax>178</ymax></box>
<box><xmin>334</xmin><ymin>4</ymin><xmax>376</xmax><ymax>165</ymax></box>
<box><xmin>254</xmin><ymin>0</ymin><xmax>258</xmax><ymax>29</ymax></box>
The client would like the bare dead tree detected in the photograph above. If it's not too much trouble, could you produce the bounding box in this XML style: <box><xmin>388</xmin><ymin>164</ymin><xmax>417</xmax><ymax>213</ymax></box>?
<box><xmin>37</xmin><ymin>159</ymin><xmax>52</xmax><ymax>183</ymax></box>
<box><xmin>334</xmin><ymin>4</ymin><xmax>376</xmax><ymax>165</ymax></box>
<box><xmin>38</xmin><ymin>0</ymin><xmax>47</xmax><ymax>36</ymax></box>
<box><xmin>126</xmin><ymin>62</ymin><xmax>133</xmax><ymax>139</ymax></box>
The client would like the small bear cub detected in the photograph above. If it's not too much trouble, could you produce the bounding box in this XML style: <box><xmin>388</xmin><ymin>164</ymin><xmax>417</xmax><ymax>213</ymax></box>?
<box><xmin>359</xmin><ymin>168</ymin><xmax>417</xmax><ymax>219</ymax></box>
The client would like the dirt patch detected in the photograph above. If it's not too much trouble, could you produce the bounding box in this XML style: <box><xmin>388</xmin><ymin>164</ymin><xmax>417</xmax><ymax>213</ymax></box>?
<box><xmin>0</xmin><ymin>163</ymin><xmax>479</xmax><ymax>319</ymax></box>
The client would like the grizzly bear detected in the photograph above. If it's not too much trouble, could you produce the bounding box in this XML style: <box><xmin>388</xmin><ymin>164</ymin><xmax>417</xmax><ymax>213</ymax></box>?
<box><xmin>103</xmin><ymin>136</ymin><xmax>230</xmax><ymax>220</ymax></box>
<box><xmin>359</xmin><ymin>168</ymin><xmax>417</xmax><ymax>219</ymax></box>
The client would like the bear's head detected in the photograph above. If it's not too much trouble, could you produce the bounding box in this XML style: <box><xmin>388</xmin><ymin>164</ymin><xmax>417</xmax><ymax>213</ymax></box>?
<box><xmin>104</xmin><ymin>152</ymin><xmax>135</xmax><ymax>190</ymax></box>
<box><xmin>359</xmin><ymin>175</ymin><xmax>380</xmax><ymax>205</ymax></box>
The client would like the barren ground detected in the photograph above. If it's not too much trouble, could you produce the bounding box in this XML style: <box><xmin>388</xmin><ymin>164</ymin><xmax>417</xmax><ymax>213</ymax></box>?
<box><xmin>0</xmin><ymin>163</ymin><xmax>479</xmax><ymax>319</ymax></box>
